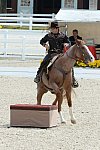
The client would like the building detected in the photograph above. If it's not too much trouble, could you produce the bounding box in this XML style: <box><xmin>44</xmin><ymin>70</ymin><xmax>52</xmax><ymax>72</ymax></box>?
<box><xmin>0</xmin><ymin>0</ymin><xmax>100</xmax><ymax>14</ymax></box>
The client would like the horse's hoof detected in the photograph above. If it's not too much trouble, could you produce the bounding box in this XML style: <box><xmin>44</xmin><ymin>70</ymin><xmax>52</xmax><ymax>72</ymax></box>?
<box><xmin>61</xmin><ymin>120</ymin><xmax>66</xmax><ymax>124</ymax></box>
<box><xmin>71</xmin><ymin>119</ymin><xmax>76</xmax><ymax>124</ymax></box>
<box><xmin>52</xmin><ymin>103</ymin><xmax>56</xmax><ymax>105</ymax></box>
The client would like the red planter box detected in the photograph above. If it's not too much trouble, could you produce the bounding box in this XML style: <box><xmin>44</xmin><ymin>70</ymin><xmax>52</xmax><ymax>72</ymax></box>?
<box><xmin>10</xmin><ymin>104</ymin><xmax>58</xmax><ymax>128</ymax></box>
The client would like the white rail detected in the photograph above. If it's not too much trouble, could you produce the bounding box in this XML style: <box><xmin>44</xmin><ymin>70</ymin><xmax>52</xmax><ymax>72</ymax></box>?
<box><xmin>0</xmin><ymin>13</ymin><xmax>55</xmax><ymax>30</ymax></box>
<box><xmin>0</xmin><ymin>29</ymin><xmax>47</xmax><ymax>60</ymax></box>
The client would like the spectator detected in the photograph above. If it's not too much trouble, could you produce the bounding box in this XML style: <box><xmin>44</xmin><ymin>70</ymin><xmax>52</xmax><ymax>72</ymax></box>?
<box><xmin>69</xmin><ymin>29</ymin><xmax>82</xmax><ymax>88</ymax></box>
<box><xmin>69</xmin><ymin>29</ymin><xmax>82</xmax><ymax>46</ymax></box>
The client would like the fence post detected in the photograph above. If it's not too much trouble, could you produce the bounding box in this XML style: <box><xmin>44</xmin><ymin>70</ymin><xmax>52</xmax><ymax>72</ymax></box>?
<box><xmin>20</xmin><ymin>12</ymin><xmax>23</xmax><ymax>28</ymax></box>
<box><xmin>21</xmin><ymin>36</ymin><xmax>25</xmax><ymax>61</ymax></box>
<box><xmin>29</xmin><ymin>17</ymin><xmax>32</xmax><ymax>30</ymax></box>
<box><xmin>52</xmin><ymin>13</ymin><xmax>55</xmax><ymax>20</ymax></box>
<box><xmin>4</xmin><ymin>29</ymin><xmax>8</xmax><ymax>56</ymax></box>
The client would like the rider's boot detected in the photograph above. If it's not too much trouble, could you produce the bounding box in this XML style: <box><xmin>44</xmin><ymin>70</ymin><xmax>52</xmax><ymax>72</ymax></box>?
<box><xmin>34</xmin><ymin>66</ymin><xmax>42</xmax><ymax>83</ymax></box>
<box><xmin>34</xmin><ymin>56</ymin><xmax>50</xmax><ymax>83</ymax></box>
<box><xmin>72</xmin><ymin>77</ymin><xmax>79</xmax><ymax>88</ymax></box>
<box><xmin>34</xmin><ymin>60</ymin><xmax>45</xmax><ymax>83</ymax></box>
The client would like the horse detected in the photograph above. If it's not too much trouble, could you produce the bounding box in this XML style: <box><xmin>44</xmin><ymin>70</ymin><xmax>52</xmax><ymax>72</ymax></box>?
<box><xmin>36</xmin><ymin>39</ymin><xmax>95</xmax><ymax>124</ymax></box>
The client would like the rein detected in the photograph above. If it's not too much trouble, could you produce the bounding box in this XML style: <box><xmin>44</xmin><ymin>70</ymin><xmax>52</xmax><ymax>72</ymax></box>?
<box><xmin>66</xmin><ymin>52</ymin><xmax>84</xmax><ymax>62</ymax></box>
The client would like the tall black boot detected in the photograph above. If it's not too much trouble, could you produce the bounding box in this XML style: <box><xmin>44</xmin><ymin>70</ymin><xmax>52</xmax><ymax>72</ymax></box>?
<box><xmin>34</xmin><ymin>69</ymin><xmax>41</xmax><ymax>83</ymax></box>
<box><xmin>72</xmin><ymin>68</ymin><xmax>79</xmax><ymax>88</ymax></box>
<box><xmin>34</xmin><ymin>61</ymin><xmax>45</xmax><ymax>83</ymax></box>
<box><xmin>34</xmin><ymin>59</ymin><xmax>49</xmax><ymax>83</ymax></box>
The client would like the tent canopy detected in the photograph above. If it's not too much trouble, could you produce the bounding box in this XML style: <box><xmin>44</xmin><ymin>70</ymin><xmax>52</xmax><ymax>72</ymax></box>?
<box><xmin>55</xmin><ymin>9</ymin><xmax>100</xmax><ymax>22</ymax></box>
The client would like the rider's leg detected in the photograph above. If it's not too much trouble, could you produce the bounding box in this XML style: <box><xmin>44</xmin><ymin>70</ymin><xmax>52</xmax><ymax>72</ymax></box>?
<box><xmin>34</xmin><ymin>62</ymin><xmax>44</xmax><ymax>83</ymax></box>
<box><xmin>34</xmin><ymin>54</ymin><xmax>51</xmax><ymax>83</ymax></box>
<box><xmin>72</xmin><ymin>68</ymin><xmax>79</xmax><ymax>88</ymax></box>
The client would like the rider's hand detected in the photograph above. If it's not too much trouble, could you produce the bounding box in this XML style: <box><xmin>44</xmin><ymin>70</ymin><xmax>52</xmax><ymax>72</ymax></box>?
<box><xmin>64</xmin><ymin>43</ymin><xmax>69</xmax><ymax>47</ymax></box>
<box><xmin>44</xmin><ymin>44</ymin><xmax>49</xmax><ymax>51</ymax></box>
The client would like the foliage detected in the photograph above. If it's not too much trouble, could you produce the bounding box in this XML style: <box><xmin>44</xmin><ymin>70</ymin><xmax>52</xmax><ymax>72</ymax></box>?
<box><xmin>75</xmin><ymin>60</ymin><xmax>100</xmax><ymax>68</ymax></box>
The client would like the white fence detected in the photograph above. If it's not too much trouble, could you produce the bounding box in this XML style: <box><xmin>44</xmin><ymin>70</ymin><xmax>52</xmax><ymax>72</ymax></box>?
<box><xmin>0</xmin><ymin>13</ymin><xmax>55</xmax><ymax>30</ymax></box>
<box><xmin>0</xmin><ymin>29</ymin><xmax>48</xmax><ymax>60</ymax></box>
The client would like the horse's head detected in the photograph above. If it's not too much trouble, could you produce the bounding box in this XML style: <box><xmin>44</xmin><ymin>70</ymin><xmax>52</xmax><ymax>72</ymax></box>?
<box><xmin>75</xmin><ymin>39</ymin><xmax>95</xmax><ymax>64</ymax></box>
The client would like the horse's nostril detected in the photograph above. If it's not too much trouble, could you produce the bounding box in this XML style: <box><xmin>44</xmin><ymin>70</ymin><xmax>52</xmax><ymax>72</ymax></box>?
<box><xmin>91</xmin><ymin>57</ymin><xmax>93</xmax><ymax>60</ymax></box>
<box><xmin>90</xmin><ymin>57</ymin><xmax>95</xmax><ymax>62</ymax></box>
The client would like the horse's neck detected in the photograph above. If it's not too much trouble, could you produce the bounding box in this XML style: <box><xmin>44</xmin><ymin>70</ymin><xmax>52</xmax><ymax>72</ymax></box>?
<box><xmin>63</xmin><ymin>45</ymin><xmax>76</xmax><ymax>69</ymax></box>
<box><xmin>67</xmin><ymin>45</ymin><xmax>76</xmax><ymax>58</ymax></box>
<box><xmin>55</xmin><ymin>46</ymin><xmax>76</xmax><ymax>72</ymax></box>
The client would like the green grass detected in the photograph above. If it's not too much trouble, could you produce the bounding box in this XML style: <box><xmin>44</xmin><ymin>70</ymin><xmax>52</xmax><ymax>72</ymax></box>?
<box><xmin>1</xmin><ymin>25</ymin><xmax>48</xmax><ymax>30</ymax></box>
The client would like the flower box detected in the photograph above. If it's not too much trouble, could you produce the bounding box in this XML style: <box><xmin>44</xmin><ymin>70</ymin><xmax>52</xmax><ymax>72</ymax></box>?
<box><xmin>10</xmin><ymin>104</ymin><xmax>58</xmax><ymax>128</ymax></box>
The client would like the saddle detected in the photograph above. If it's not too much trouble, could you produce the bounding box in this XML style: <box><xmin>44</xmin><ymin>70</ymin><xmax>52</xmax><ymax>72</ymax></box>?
<box><xmin>47</xmin><ymin>55</ymin><xmax>59</xmax><ymax>72</ymax></box>
<box><xmin>48</xmin><ymin>53</ymin><xmax>64</xmax><ymax>71</ymax></box>
<box><xmin>42</xmin><ymin>53</ymin><xmax>63</xmax><ymax>81</ymax></box>
<box><xmin>38</xmin><ymin>53</ymin><xmax>64</xmax><ymax>84</ymax></box>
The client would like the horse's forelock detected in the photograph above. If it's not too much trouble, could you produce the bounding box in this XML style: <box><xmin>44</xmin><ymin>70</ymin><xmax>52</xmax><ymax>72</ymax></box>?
<box><xmin>81</xmin><ymin>41</ymin><xmax>85</xmax><ymax>45</ymax></box>
<box><xmin>75</xmin><ymin>39</ymin><xmax>81</xmax><ymax>46</ymax></box>
<box><xmin>76</xmin><ymin>39</ymin><xmax>85</xmax><ymax>45</ymax></box>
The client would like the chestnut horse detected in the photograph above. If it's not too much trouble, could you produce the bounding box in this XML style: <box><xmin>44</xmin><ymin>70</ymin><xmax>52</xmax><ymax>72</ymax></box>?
<box><xmin>36</xmin><ymin>40</ymin><xmax>95</xmax><ymax>124</ymax></box>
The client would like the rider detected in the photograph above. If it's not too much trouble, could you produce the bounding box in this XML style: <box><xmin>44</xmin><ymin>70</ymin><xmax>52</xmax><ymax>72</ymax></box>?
<box><xmin>34</xmin><ymin>21</ymin><xmax>78</xmax><ymax>88</ymax></box>
<box><xmin>34</xmin><ymin>21</ymin><xmax>69</xmax><ymax>83</ymax></box>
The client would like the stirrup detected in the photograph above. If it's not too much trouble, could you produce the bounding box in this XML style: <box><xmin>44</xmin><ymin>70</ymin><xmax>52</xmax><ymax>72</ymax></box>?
<box><xmin>72</xmin><ymin>80</ymin><xmax>79</xmax><ymax>88</ymax></box>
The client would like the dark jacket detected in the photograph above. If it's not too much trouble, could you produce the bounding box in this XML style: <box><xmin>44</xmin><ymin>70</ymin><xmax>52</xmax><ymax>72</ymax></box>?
<box><xmin>69</xmin><ymin>35</ymin><xmax>82</xmax><ymax>46</ymax></box>
<box><xmin>40</xmin><ymin>32</ymin><xmax>69</xmax><ymax>54</ymax></box>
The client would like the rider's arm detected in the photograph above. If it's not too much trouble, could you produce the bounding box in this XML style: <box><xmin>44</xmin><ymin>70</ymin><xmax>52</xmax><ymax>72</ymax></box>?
<box><xmin>40</xmin><ymin>34</ymin><xmax>49</xmax><ymax>50</ymax></box>
<box><xmin>40</xmin><ymin>34</ymin><xmax>48</xmax><ymax>47</ymax></box>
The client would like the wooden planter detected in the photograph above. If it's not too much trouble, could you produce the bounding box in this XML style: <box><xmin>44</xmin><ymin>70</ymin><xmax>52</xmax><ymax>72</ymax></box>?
<box><xmin>10</xmin><ymin>104</ymin><xmax>58</xmax><ymax>128</ymax></box>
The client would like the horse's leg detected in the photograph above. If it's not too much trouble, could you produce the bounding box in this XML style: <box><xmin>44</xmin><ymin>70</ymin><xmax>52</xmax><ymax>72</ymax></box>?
<box><xmin>37</xmin><ymin>91</ymin><xmax>44</xmax><ymax>105</ymax></box>
<box><xmin>66</xmin><ymin>90</ymin><xmax>76</xmax><ymax>124</ymax></box>
<box><xmin>37</xmin><ymin>85</ymin><xmax>47</xmax><ymax>105</ymax></box>
<box><xmin>51</xmin><ymin>83</ymin><xmax>66</xmax><ymax>123</ymax></box>
<box><xmin>52</xmin><ymin>89</ymin><xmax>64</xmax><ymax>105</ymax></box>
<box><xmin>58</xmin><ymin>91</ymin><xmax>66</xmax><ymax>123</ymax></box>
<box><xmin>52</xmin><ymin>96</ymin><xmax>58</xmax><ymax>105</ymax></box>
<box><xmin>52</xmin><ymin>94</ymin><xmax>65</xmax><ymax>123</ymax></box>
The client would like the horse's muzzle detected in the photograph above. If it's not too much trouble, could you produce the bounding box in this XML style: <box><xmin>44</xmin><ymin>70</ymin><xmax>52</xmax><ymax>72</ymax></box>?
<box><xmin>90</xmin><ymin>56</ymin><xmax>95</xmax><ymax>62</ymax></box>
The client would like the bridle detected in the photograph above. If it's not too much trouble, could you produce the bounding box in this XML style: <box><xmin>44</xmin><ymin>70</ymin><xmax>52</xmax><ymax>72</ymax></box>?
<box><xmin>66</xmin><ymin>45</ymin><xmax>89</xmax><ymax>63</ymax></box>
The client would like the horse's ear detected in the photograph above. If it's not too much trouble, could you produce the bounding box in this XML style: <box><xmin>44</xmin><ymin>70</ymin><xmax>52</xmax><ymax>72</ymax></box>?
<box><xmin>75</xmin><ymin>39</ymin><xmax>85</xmax><ymax>46</ymax></box>
<box><xmin>75</xmin><ymin>39</ymin><xmax>81</xmax><ymax>46</ymax></box>
<box><xmin>81</xmin><ymin>40</ymin><xmax>85</xmax><ymax>45</ymax></box>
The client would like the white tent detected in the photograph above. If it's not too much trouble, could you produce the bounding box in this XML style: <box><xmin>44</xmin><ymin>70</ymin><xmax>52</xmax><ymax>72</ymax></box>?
<box><xmin>55</xmin><ymin>9</ymin><xmax>100</xmax><ymax>22</ymax></box>
<box><xmin>55</xmin><ymin>9</ymin><xmax>100</xmax><ymax>59</ymax></box>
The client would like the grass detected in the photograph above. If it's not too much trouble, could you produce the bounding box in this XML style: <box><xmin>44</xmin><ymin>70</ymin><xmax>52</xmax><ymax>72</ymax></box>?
<box><xmin>0</xmin><ymin>25</ymin><xmax>48</xmax><ymax>30</ymax></box>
